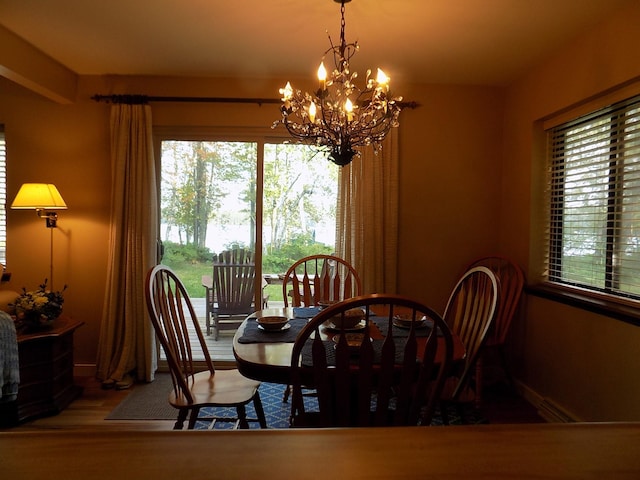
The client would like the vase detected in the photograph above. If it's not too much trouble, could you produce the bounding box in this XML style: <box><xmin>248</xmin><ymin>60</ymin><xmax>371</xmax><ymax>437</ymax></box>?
<box><xmin>19</xmin><ymin>312</ymin><xmax>56</xmax><ymax>333</ymax></box>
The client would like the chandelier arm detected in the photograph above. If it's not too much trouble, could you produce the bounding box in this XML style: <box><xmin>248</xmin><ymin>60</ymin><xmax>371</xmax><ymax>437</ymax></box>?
<box><xmin>283</xmin><ymin>120</ymin><xmax>337</xmax><ymax>145</ymax></box>
<box><xmin>345</xmin><ymin>112</ymin><xmax>399</xmax><ymax>145</ymax></box>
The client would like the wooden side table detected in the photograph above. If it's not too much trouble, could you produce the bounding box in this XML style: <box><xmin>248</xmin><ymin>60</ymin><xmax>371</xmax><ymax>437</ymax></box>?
<box><xmin>0</xmin><ymin>316</ymin><xmax>83</xmax><ymax>426</ymax></box>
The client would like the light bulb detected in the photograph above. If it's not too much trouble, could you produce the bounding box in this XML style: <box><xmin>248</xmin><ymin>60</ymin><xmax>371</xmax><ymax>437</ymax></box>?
<box><xmin>279</xmin><ymin>82</ymin><xmax>293</xmax><ymax>101</ymax></box>
<box><xmin>345</xmin><ymin>98</ymin><xmax>354</xmax><ymax>121</ymax></box>
<box><xmin>309</xmin><ymin>101</ymin><xmax>317</xmax><ymax>123</ymax></box>
<box><xmin>317</xmin><ymin>63</ymin><xmax>327</xmax><ymax>89</ymax></box>
<box><xmin>376</xmin><ymin>69</ymin><xmax>390</xmax><ymax>90</ymax></box>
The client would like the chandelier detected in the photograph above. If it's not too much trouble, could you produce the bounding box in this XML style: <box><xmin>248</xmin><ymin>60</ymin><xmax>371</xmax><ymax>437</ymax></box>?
<box><xmin>273</xmin><ymin>0</ymin><xmax>403</xmax><ymax>166</ymax></box>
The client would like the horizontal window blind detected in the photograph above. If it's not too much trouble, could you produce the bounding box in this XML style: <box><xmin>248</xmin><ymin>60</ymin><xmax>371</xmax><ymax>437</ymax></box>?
<box><xmin>0</xmin><ymin>126</ymin><xmax>6</xmax><ymax>265</ymax></box>
<box><xmin>548</xmin><ymin>95</ymin><xmax>640</xmax><ymax>301</ymax></box>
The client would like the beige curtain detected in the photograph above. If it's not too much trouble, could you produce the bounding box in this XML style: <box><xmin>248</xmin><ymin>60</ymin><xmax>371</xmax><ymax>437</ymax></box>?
<box><xmin>96</xmin><ymin>103</ymin><xmax>158</xmax><ymax>387</ymax></box>
<box><xmin>335</xmin><ymin>129</ymin><xmax>399</xmax><ymax>294</ymax></box>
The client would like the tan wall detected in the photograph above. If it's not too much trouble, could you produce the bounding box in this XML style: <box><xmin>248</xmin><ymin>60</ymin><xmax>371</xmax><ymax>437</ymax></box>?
<box><xmin>396</xmin><ymin>83</ymin><xmax>503</xmax><ymax>312</ymax></box>
<box><xmin>502</xmin><ymin>1</ymin><xmax>640</xmax><ymax>421</ymax></box>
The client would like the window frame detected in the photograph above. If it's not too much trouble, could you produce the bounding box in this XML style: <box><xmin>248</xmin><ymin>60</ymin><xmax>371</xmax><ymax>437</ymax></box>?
<box><xmin>530</xmin><ymin>90</ymin><xmax>640</xmax><ymax>326</ymax></box>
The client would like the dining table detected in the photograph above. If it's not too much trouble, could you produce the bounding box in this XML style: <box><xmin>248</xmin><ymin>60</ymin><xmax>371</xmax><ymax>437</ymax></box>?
<box><xmin>232</xmin><ymin>306</ymin><xmax>466</xmax><ymax>385</ymax></box>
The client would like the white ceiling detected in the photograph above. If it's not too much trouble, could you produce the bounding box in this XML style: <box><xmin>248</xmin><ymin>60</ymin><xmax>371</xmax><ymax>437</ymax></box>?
<box><xmin>0</xmin><ymin>0</ymin><xmax>633</xmax><ymax>86</ymax></box>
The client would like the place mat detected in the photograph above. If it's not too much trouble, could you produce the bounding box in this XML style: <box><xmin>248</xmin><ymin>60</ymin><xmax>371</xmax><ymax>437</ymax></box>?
<box><xmin>370</xmin><ymin>316</ymin><xmax>435</xmax><ymax>337</ymax></box>
<box><xmin>237</xmin><ymin>307</ymin><xmax>321</xmax><ymax>344</ymax></box>
<box><xmin>293</xmin><ymin>306</ymin><xmax>321</xmax><ymax>318</ymax></box>
<box><xmin>237</xmin><ymin>317</ymin><xmax>308</xmax><ymax>343</ymax></box>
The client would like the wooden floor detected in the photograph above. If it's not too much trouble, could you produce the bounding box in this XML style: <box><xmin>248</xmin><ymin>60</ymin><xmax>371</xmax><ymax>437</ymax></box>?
<box><xmin>4</xmin><ymin>376</ymin><xmax>178</xmax><ymax>432</ymax></box>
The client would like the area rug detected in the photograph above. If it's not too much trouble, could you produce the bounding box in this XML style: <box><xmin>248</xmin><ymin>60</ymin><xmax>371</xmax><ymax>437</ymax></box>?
<box><xmin>105</xmin><ymin>373</ymin><xmax>294</xmax><ymax>429</ymax></box>
<box><xmin>106</xmin><ymin>373</ymin><xmax>487</xmax><ymax>429</ymax></box>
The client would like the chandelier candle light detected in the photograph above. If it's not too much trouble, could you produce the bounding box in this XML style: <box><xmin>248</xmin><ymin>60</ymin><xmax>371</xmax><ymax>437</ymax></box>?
<box><xmin>274</xmin><ymin>0</ymin><xmax>403</xmax><ymax>166</ymax></box>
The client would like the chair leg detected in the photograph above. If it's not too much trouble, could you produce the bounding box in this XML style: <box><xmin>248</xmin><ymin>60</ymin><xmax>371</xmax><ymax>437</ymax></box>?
<box><xmin>205</xmin><ymin>295</ymin><xmax>212</xmax><ymax>336</ymax></box>
<box><xmin>187</xmin><ymin>407</ymin><xmax>201</xmax><ymax>430</ymax></box>
<box><xmin>282</xmin><ymin>384</ymin><xmax>291</xmax><ymax>403</ymax></box>
<box><xmin>253</xmin><ymin>391</ymin><xmax>268</xmax><ymax>429</ymax></box>
<box><xmin>475</xmin><ymin>355</ymin><xmax>483</xmax><ymax>409</ymax></box>
<box><xmin>236</xmin><ymin>404</ymin><xmax>249</xmax><ymax>429</ymax></box>
<box><xmin>174</xmin><ymin>408</ymin><xmax>188</xmax><ymax>430</ymax></box>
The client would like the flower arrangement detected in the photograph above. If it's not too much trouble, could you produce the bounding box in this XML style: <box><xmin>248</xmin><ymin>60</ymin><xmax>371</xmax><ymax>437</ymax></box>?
<box><xmin>10</xmin><ymin>280</ymin><xmax>66</xmax><ymax>329</ymax></box>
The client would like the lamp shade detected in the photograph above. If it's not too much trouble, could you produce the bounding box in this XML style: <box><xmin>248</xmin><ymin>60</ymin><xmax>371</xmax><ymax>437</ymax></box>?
<box><xmin>11</xmin><ymin>183</ymin><xmax>67</xmax><ymax>210</ymax></box>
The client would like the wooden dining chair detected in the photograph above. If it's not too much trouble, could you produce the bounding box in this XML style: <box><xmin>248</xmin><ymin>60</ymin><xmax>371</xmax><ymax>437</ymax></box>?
<box><xmin>466</xmin><ymin>256</ymin><xmax>524</xmax><ymax>404</ymax></box>
<box><xmin>440</xmin><ymin>266</ymin><xmax>498</xmax><ymax>418</ymax></box>
<box><xmin>281</xmin><ymin>254</ymin><xmax>362</xmax><ymax>402</ymax></box>
<box><xmin>203</xmin><ymin>248</ymin><xmax>257</xmax><ymax>340</ymax></box>
<box><xmin>289</xmin><ymin>294</ymin><xmax>454</xmax><ymax>428</ymax></box>
<box><xmin>282</xmin><ymin>254</ymin><xmax>362</xmax><ymax>308</ymax></box>
<box><xmin>145</xmin><ymin>264</ymin><xmax>267</xmax><ymax>430</ymax></box>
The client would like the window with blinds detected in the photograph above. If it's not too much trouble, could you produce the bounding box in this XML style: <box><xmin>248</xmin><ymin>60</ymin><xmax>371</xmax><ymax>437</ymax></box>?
<box><xmin>547</xmin><ymin>95</ymin><xmax>640</xmax><ymax>302</ymax></box>
<box><xmin>0</xmin><ymin>126</ymin><xmax>6</xmax><ymax>265</ymax></box>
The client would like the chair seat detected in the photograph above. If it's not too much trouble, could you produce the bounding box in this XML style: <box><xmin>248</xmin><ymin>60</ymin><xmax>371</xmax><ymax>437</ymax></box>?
<box><xmin>169</xmin><ymin>369</ymin><xmax>261</xmax><ymax>408</ymax></box>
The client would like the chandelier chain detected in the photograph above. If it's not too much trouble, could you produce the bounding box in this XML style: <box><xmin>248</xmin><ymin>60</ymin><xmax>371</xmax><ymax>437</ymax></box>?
<box><xmin>340</xmin><ymin>2</ymin><xmax>346</xmax><ymax>61</ymax></box>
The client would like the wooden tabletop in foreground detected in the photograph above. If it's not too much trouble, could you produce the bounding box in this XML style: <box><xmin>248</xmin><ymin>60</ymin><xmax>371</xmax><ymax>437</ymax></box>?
<box><xmin>2</xmin><ymin>423</ymin><xmax>640</xmax><ymax>479</ymax></box>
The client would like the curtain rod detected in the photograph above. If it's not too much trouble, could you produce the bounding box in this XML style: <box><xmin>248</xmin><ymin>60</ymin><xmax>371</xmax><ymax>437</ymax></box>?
<box><xmin>91</xmin><ymin>94</ymin><xmax>280</xmax><ymax>106</ymax></box>
<box><xmin>91</xmin><ymin>94</ymin><xmax>419</xmax><ymax>109</ymax></box>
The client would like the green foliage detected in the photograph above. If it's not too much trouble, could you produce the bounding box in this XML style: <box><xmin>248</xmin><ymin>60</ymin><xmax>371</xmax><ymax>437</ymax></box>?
<box><xmin>262</xmin><ymin>233</ymin><xmax>333</xmax><ymax>274</ymax></box>
<box><xmin>165</xmin><ymin>261</ymin><xmax>211</xmax><ymax>299</ymax></box>
<box><xmin>262</xmin><ymin>144</ymin><xmax>337</xmax><ymax>252</ymax></box>
<box><xmin>161</xmin><ymin>141</ymin><xmax>257</xmax><ymax>248</ymax></box>
<box><xmin>163</xmin><ymin>240</ymin><xmax>332</xmax><ymax>299</ymax></box>
<box><xmin>162</xmin><ymin>240</ymin><xmax>213</xmax><ymax>264</ymax></box>
<box><xmin>160</xmin><ymin>241</ymin><xmax>213</xmax><ymax>297</ymax></box>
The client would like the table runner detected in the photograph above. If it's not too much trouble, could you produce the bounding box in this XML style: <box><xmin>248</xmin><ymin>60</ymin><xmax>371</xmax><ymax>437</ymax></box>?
<box><xmin>238</xmin><ymin>309</ymin><xmax>437</xmax><ymax>344</ymax></box>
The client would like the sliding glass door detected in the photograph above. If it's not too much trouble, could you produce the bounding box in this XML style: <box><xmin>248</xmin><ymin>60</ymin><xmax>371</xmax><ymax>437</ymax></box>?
<box><xmin>156</xmin><ymin>134</ymin><xmax>337</xmax><ymax>361</ymax></box>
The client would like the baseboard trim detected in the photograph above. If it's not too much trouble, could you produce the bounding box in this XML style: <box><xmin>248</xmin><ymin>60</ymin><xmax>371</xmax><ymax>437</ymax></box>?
<box><xmin>515</xmin><ymin>380</ymin><xmax>580</xmax><ymax>423</ymax></box>
<box><xmin>74</xmin><ymin>363</ymin><xmax>96</xmax><ymax>377</ymax></box>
